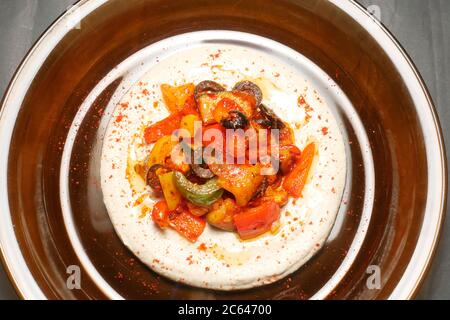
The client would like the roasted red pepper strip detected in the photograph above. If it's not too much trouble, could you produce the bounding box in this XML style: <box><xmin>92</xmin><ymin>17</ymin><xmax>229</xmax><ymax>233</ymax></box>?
<box><xmin>152</xmin><ymin>200</ymin><xmax>206</xmax><ymax>242</ymax></box>
<box><xmin>169</xmin><ymin>208</ymin><xmax>206</xmax><ymax>242</ymax></box>
<box><xmin>282</xmin><ymin>142</ymin><xmax>316</xmax><ymax>198</ymax></box>
<box><xmin>151</xmin><ymin>200</ymin><xmax>170</xmax><ymax>228</ymax></box>
<box><xmin>144</xmin><ymin>113</ymin><xmax>183</xmax><ymax>144</ymax></box>
<box><xmin>144</xmin><ymin>96</ymin><xmax>199</xmax><ymax>144</ymax></box>
<box><xmin>233</xmin><ymin>200</ymin><xmax>280</xmax><ymax>240</ymax></box>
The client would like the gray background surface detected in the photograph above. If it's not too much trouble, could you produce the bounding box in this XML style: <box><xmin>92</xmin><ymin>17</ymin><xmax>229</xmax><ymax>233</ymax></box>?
<box><xmin>0</xmin><ymin>0</ymin><xmax>448</xmax><ymax>299</ymax></box>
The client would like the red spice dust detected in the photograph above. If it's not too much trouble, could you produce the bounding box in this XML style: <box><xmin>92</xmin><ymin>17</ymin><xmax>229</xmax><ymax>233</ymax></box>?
<box><xmin>209</xmin><ymin>50</ymin><xmax>221</xmax><ymax>60</ymax></box>
<box><xmin>115</xmin><ymin>272</ymin><xmax>124</xmax><ymax>280</ymax></box>
<box><xmin>298</xmin><ymin>95</ymin><xmax>314</xmax><ymax>123</ymax></box>
<box><xmin>115</xmin><ymin>113</ymin><xmax>124</xmax><ymax>122</ymax></box>
<box><xmin>297</xmin><ymin>95</ymin><xmax>306</xmax><ymax>105</ymax></box>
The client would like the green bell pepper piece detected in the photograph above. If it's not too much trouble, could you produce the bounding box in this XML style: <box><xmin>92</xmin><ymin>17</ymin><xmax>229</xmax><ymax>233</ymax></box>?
<box><xmin>173</xmin><ymin>171</ymin><xmax>223</xmax><ymax>206</ymax></box>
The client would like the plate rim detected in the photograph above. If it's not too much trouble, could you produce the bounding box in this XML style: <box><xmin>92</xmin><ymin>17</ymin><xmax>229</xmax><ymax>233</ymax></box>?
<box><xmin>0</xmin><ymin>0</ymin><xmax>446</xmax><ymax>300</ymax></box>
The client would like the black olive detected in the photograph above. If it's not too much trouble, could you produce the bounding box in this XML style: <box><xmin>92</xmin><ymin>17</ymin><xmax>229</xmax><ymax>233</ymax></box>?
<box><xmin>233</xmin><ymin>80</ymin><xmax>263</xmax><ymax>106</ymax></box>
<box><xmin>146</xmin><ymin>164</ymin><xmax>163</xmax><ymax>191</ymax></box>
<box><xmin>221</xmin><ymin>110</ymin><xmax>249</xmax><ymax>129</ymax></box>
<box><xmin>256</xmin><ymin>104</ymin><xmax>285</xmax><ymax>129</ymax></box>
<box><xmin>194</xmin><ymin>80</ymin><xmax>225</xmax><ymax>100</ymax></box>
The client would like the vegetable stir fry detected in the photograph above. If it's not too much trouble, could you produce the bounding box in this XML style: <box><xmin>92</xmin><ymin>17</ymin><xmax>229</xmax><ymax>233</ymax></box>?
<box><xmin>143</xmin><ymin>81</ymin><xmax>316</xmax><ymax>242</ymax></box>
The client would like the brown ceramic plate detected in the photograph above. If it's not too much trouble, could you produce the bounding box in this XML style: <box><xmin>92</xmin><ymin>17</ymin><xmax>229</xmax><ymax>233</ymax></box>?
<box><xmin>0</xmin><ymin>0</ymin><xmax>446</xmax><ymax>300</ymax></box>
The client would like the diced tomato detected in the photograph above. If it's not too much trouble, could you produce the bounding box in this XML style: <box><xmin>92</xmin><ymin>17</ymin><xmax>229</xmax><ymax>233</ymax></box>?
<box><xmin>226</xmin><ymin>128</ymin><xmax>258</xmax><ymax>163</ymax></box>
<box><xmin>282</xmin><ymin>142</ymin><xmax>316</xmax><ymax>197</ymax></box>
<box><xmin>202</xmin><ymin>124</ymin><xmax>256</xmax><ymax>164</ymax></box>
<box><xmin>212</xmin><ymin>98</ymin><xmax>244</xmax><ymax>123</ymax></box>
<box><xmin>202</xmin><ymin>123</ymin><xmax>226</xmax><ymax>145</ymax></box>
<box><xmin>231</xmin><ymin>91</ymin><xmax>256</xmax><ymax>108</ymax></box>
<box><xmin>202</xmin><ymin>123</ymin><xmax>226</xmax><ymax>162</ymax></box>
<box><xmin>197</xmin><ymin>91</ymin><xmax>255</xmax><ymax>125</ymax></box>
<box><xmin>217</xmin><ymin>98</ymin><xmax>240</xmax><ymax>111</ymax></box>
<box><xmin>151</xmin><ymin>200</ymin><xmax>170</xmax><ymax>228</ymax></box>
<box><xmin>144</xmin><ymin>112</ymin><xmax>183</xmax><ymax>144</ymax></box>
<box><xmin>233</xmin><ymin>201</ymin><xmax>280</xmax><ymax>240</ymax></box>
<box><xmin>169</xmin><ymin>209</ymin><xmax>206</xmax><ymax>242</ymax></box>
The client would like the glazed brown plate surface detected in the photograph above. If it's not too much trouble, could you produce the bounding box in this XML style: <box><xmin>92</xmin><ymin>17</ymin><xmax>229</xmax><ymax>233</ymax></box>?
<box><xmin>0</xmin><ymin>0</ymin><xmax>446</xmax><ymax>299</ymax></box>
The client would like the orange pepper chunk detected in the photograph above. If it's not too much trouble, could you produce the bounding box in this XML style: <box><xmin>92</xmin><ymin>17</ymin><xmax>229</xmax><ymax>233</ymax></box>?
<box><xmin>161</xmin><ymin>83</ymin><xmax>195</xmax><ymax>113</ymax></box>
<box><xmin>144</xmin><ymin>97</ymin><xmax>199</xmax><ymax>144</ymax></box>
<box><xmin>282</xmin><ymin>142</ymin><xmax>316</xmax><ymax>198</ymax></box>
